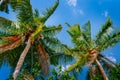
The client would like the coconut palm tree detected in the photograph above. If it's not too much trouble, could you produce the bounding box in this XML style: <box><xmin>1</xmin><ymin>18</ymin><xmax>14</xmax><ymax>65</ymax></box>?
<box><xmin>0</xmin><ymin>0</ymin><xmax>65</xmax><ymax>79</ymax></box>
<box><xmin>65</xmin><ymin>17</ymin><xmax>119</xmax><ymax>80</ymax></box>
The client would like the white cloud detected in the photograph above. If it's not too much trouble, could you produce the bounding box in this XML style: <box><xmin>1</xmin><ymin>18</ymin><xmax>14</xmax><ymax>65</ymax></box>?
<box><xmin>66</xmin><ymin>0</ymin><xmax>84</xmax><ymax>16</ymax></box>
<box><xmin>73</xmin><ymin>8</ymin><xmax>84</xmax><ymax>15</ymax></box>
<box><xmin>102</xmin><ymin>11</ymin><xmax>109</xmax><ymax>17</ymax></box>
<box><xmin>67</xmin><ymin>0</ymin><xmax>77</xmax><ymax>7</ymax></box>
<box><xmin>78</xmin><ymin>9</ymin><xmax>84</xmax><ymax>15</ymax></box>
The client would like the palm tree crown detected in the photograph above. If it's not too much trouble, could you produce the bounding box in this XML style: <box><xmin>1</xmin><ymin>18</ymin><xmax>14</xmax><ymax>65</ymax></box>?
<box><xmin>65</xmin><ymin>17</ymin><xmax>120</xmax><ymax>80</ymax></box>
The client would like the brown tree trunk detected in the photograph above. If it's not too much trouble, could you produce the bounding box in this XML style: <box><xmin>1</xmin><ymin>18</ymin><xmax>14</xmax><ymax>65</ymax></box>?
<box><xmin>13</xmin><ymin>37</ymin><xmax>31</xmax><ymax>80</ymax></box>
<box><xmin>87</xmin><ymin>49</ymin><xmax>108</xmax><ymax>80</ymax></box>
<box><xmin>95</xmin><ymin>59</ymin><xmax>108</xmax><ymax>80</ymax></box>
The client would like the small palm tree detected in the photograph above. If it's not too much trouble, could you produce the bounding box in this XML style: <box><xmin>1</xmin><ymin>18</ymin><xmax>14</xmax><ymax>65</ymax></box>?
<box><xmin>65</xmin><ymin>17</ymin><xmax>119</xmax><ymax>80</ymax></box>
<box><xmin>0</xmin><ymin>0</ymin><xmax>63</xmax><ymax>79</ymax></box>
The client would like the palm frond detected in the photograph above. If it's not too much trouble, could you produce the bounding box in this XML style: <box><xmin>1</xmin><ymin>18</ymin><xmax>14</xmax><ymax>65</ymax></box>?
<box><xmin>50</xmin><ymin>53</ymin><xmax>74</xmax><ymax>66</ymax></box>
<box><xmin>42</xmin><ymin>37</ymin><xmax>61</xmax><ymax>50</ymax></box>
<box><xmin>41</xmin><ymin>42</ymin><xmax>55</xmax><ymax>56</ymax></box>
<box><xmin>33</xmin><ymin>9</ymin><xmax>39</xmax><ymax>18</ymax></box>
<box><xmin>0</xmin><ymin>17</ymin><xmax>22</xmax><ymax>37</ymax></box>
<box><xmin>40</xmin><ymin>0</ymin><xmax>59</xmax><ymax>22</ymax></box>
<box><xmin>65</xmin><ymin>22</ymin><xmax>71</xmax><ymax>27</ymax></box>
<box><xmin>95</xmin><ymin>17</ymin><xmax>113</xmax><ymax>45</ymax></box>
<box><xmin>67</xmin><ymin>60</ymin><xmax>84</xmax><ymax>72</ymax></box>
<box><xmin>0</xmin><ymin>31</ymin><xmax>11</xmax><ymax>38</ymax></box>
<box><xmin>0</xmin><ymin>27</ymin><xmax>21</xmax><ymax>38</ymax></box>
<box><xmin>98</xmin><ymin>31</ymin><xmax>120</xmax><ymax>51</ymax></box>
<box><xmin>11</xmin><ymin>0</ymin><xmax>33</xmax><ymax>24</ymax></box>
<box><xmin>67</xmin><ymin>54</ymin><xmax>88</xmax><ymax>72</ymax></box>
<box><xmin>42</xmin><ymin>25</ymin><xmax>62</xmax><ymax>37</ymax></box>
<box><xmin>0</xmin><ymin>36</ymin><xmax>25</xmax><ymax>54</ymax></box>
<box><xmin>67</xmin><ymin>24</ymin><xmax>82</xmax><ymax>47</ymax></box>
<box><xmin>60</xmin><ymin>44</ymin><xmax>73</xmax><ymax>55</ymax></box>
<box><xmin>0</xmin><ymin>16</ymin><xmax>13</xmax><ymax>29</ymax></box>
<box><xmin>67</xmin><ymin>24</ymin><xmax>90</xmax><ymax>50</ymax></box>
<box><xmin>82</xmin><ymin>21</ymin><xmax>92</xmax><ymax>44</ymax></box>
<box><xmin>0</xmin><ymin>44</ymin><xmax>25</xmax><ymax>68</ymax></box>
<box><xmin>67</xmin><ymin>24</ymin><xmax>81</xmax><ymax>38</ymax></box>
<box><xmin>42</xmin><ymin>36</ymin><xmax>73</xmax><ymax>55</ymax></box>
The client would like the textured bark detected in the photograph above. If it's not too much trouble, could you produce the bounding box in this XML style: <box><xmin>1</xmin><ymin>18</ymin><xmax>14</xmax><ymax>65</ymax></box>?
<box><xmin>13</xmin><ymin>37</ymin><xmax>31</xmax><ymax>80</ymax></box>
<box><xmin>87</xmin><ymin>49</ymin><xmax>108</xmax><ymax>80</ymax></box>
<box><xmin>95</xmin><ymin>59</ymin><xmax>108</xmax><ymax>80</ymax></box>
<box><xmin>0</xmin><ymin>36</ymin><xmax>25</xmax><ymax>54</ymax></box>
<box><xmin>37</xmin><ymin>43</ymin><xmax>49</xmax><ymax>75</ymax></box>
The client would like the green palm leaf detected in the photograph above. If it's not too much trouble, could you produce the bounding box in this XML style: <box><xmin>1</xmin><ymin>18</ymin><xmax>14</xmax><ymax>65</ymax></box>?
<box><xmin>67</xmin><ymin>23</ymin><xmax>91</xmax><ymax>50</ymax></box>
<box><xmin>82</xmin><ymin>21</ymin><xmax>91</xmax><ymax>44</ymax></box>
<box><xmin>0</xmin><ymin>17</ymin><xmax>21</xmax><ymax>37</ymax></box>
<box><xmin>11</xmin><ymin>0</ymin><xmax>33</xmax><ymax>24</ymax></box>
<box><xmin>0</xmin><ymin>16</ymin><xmax>12</xmax><ymax>28</ymax></box>
<box><xmin>43</xmin><ymin>37</ymin><xmax>61</xmax><ymax>50</ymax></box>
<box><xmin>99</xmin><ymin>31</ymin><xmax>120</xmax><ymax>51</ymax></box>
<box><xmin>50</xmin><ymin>53</ymin><xmax>73</xmax><ymax>66</ymax></box>
<box><xmin>95</xmin><ymin>17</ymin><xmax>113</xmax><ymax>45</ymax></box>
<box><xmin>42</xmin><ymin>25</ymin><xmax>62</xmax><ymax>37</ymax></box>
<box><xmin>67</xmin><ymin>53</ymin><xmax>88</xmax><ymax>72</ymax></box>
<box><xmin>40</xmin><ymin>0</ymin><xmax>59</xmax><ymax>22</ymax></box>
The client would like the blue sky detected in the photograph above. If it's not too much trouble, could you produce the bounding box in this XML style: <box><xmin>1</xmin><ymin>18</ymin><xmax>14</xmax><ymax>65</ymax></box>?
<box><xmin>33</xmin><ymin>0</ymin><xmax>120</xmax><ymax>62</ymax></box>
<box><xmin>0</xmin><ymin>0</ymin><xmax>120</xmax><ymax>79</ymax></box>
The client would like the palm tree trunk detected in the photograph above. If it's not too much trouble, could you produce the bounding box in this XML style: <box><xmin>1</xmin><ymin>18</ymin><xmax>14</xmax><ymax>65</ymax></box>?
<box><xmin>95</xmin><ymin>59</ymin><xmax>108</xmax><ymax>80</ymax></box>
<box><xmin>13</xmin><ymin>37</ymin><xmax>31</xmax><ymax>80</ymax></box>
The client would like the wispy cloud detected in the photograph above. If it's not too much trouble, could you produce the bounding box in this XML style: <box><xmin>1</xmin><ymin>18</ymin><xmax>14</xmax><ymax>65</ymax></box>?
<box><xmin>102</xmin><ymin>11</ymin><xmax>109</xmax><ymax>17</ymax></box>
<box><xmin>73</xmin><ymin>8</ymin><xmax>84</xmax><ymax>15</ymax></box>
<box><xmin>78</xmin><ymin>9</ymin><xmax>84</xmax><ymax>15</ymax></box>
<box><xmin>67</xmin><ymin>0</ymin><xmax>77</xmax><ymax>7</ymax></box>
<box><xmin>66</xmin><ymin>0</ymin><xmax>84</xmax><ymax>16</ymax></box>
